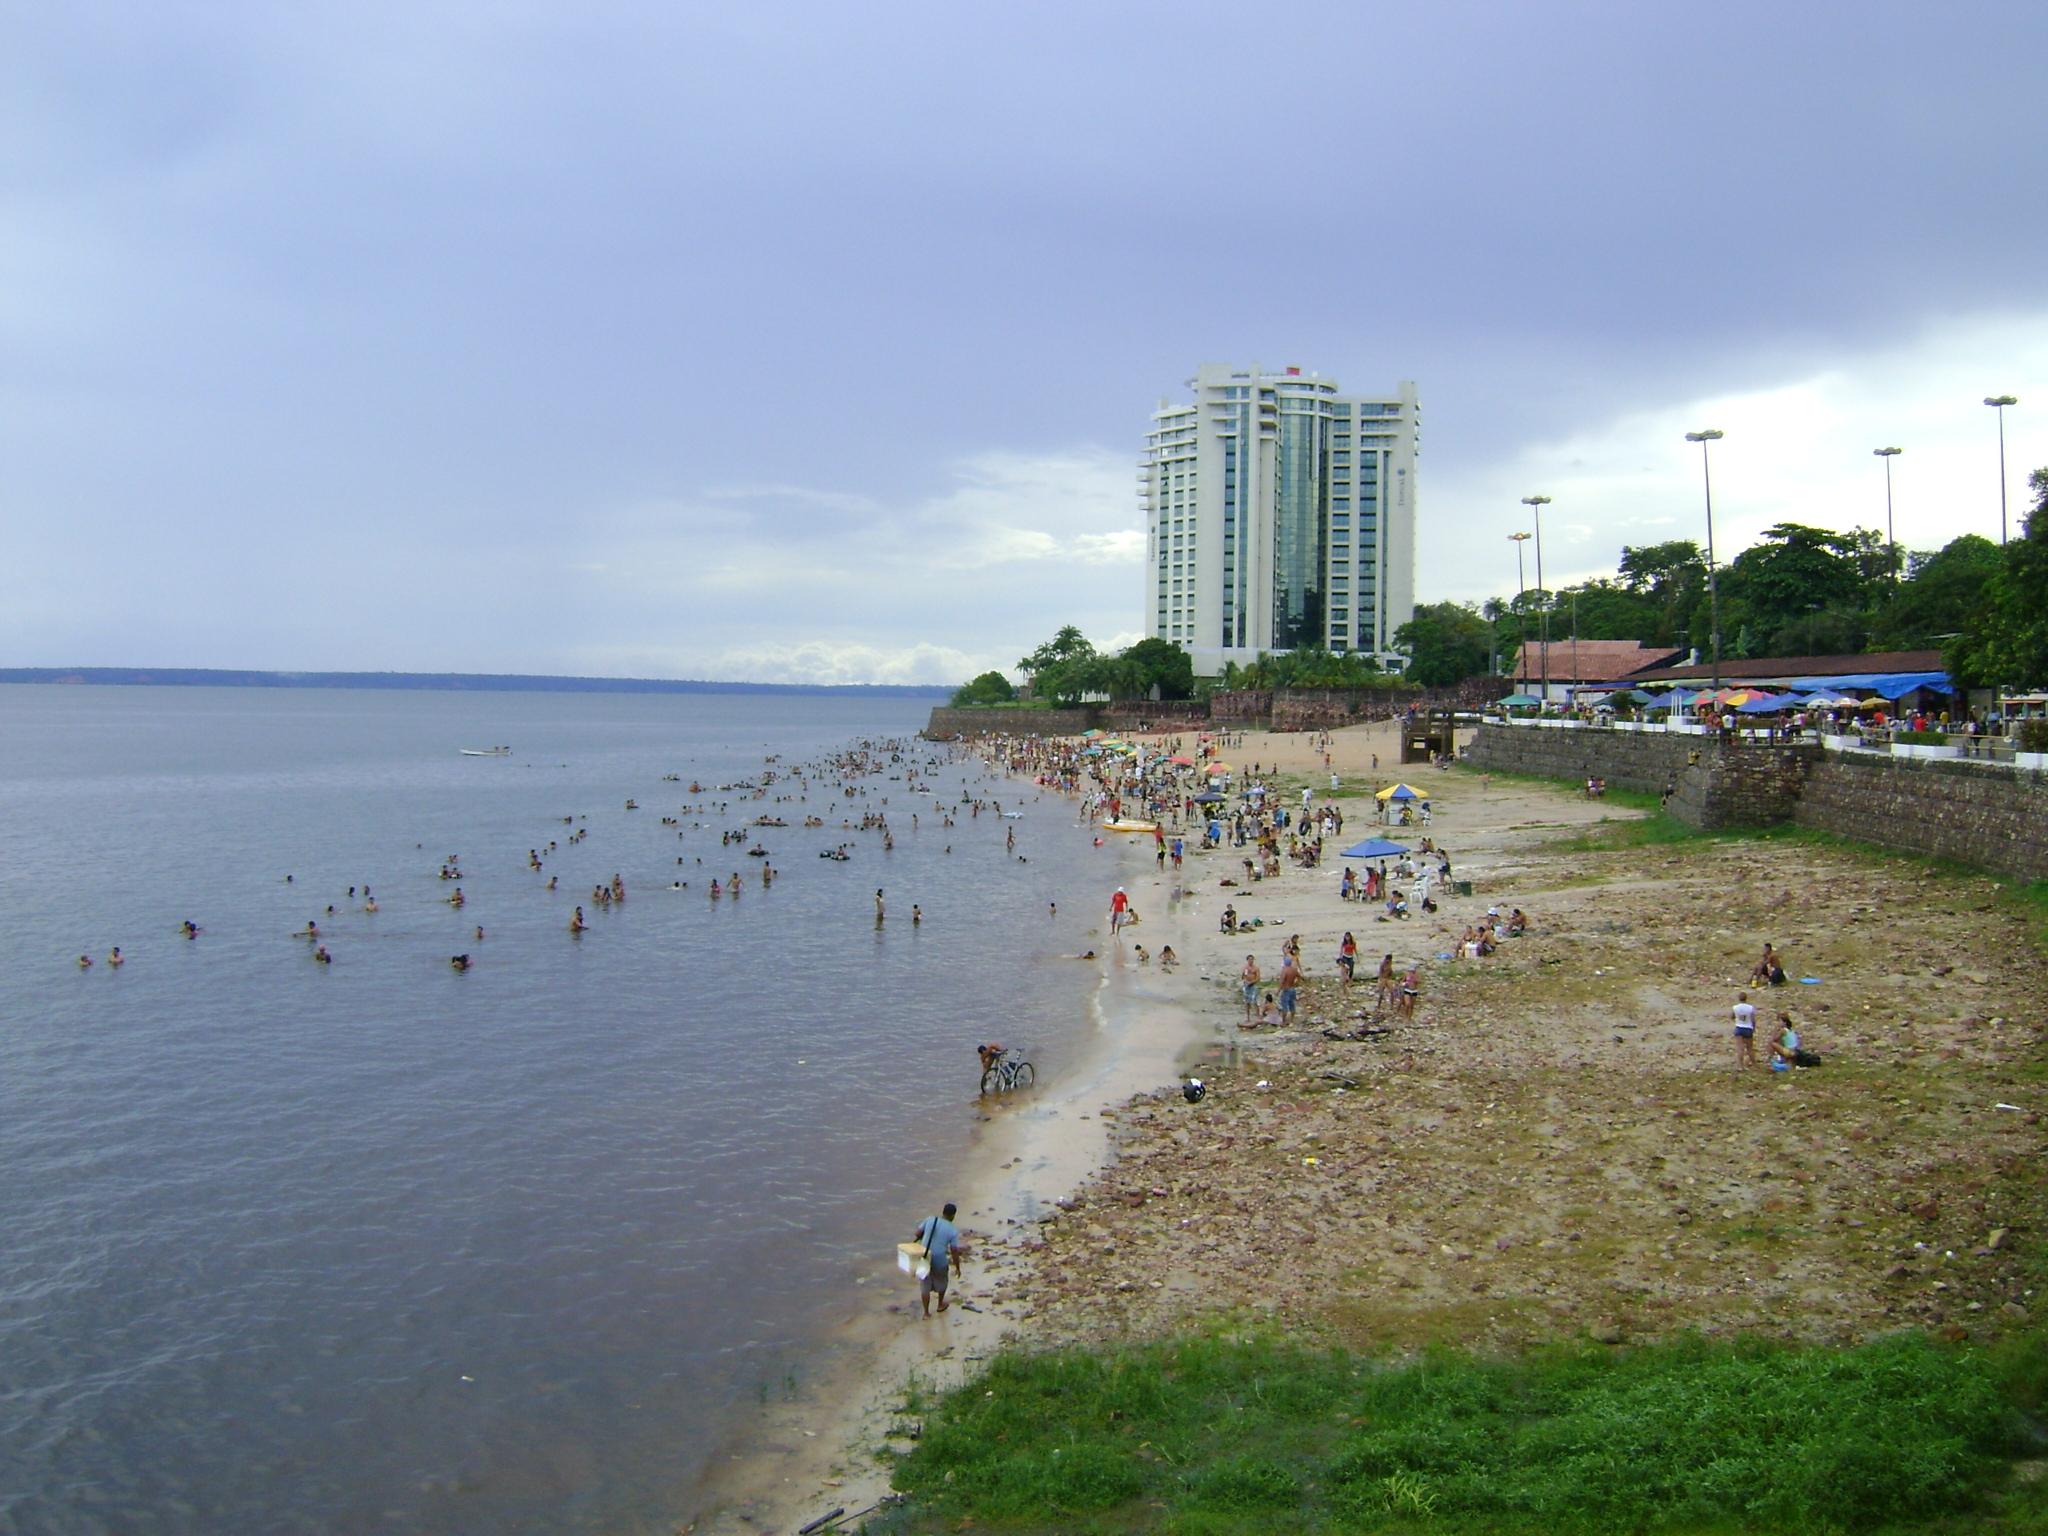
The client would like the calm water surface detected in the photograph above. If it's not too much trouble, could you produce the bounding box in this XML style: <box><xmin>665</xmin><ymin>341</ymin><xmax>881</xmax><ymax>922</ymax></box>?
<box><xmin>0</xmin><ymin>686</ymin><xmax>1102</xmax><ymax>1535</ymax></box>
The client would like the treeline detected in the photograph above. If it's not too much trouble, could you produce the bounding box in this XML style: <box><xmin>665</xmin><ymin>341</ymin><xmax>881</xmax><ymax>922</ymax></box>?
<box><xmin>1394</xmin><ymin>466</ymin><xmax>2048</xmax><ymax>689</ymax></box>
<box><xmin>953</xmin><ymin>627</ymin><xmax>1418</xmax><ymax>707</ymax></box>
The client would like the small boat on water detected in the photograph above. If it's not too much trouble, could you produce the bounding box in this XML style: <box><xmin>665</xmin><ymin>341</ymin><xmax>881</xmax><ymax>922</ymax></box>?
<box><xmin>460</xmin><ymin>746</ymin><xmax>512</xmax><ymax>757</ymax></box>
<box><xmin>1101</xmin><ymin>819</ymin><xmax>1159</xmax><ymax>833</ymax></box>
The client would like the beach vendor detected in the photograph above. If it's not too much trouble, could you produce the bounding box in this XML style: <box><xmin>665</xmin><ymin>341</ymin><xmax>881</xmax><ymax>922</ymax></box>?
<box><xmin>910</xmin><ymin>1203</ymin><xmax>965</xmax><ymax>1317</ymax></box>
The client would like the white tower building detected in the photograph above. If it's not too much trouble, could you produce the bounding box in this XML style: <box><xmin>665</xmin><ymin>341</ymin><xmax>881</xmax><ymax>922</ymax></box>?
<box><xmin>1142</xmin><ymin>363</ymin><xmax>1418</xmax><ymax>676</ymax></box>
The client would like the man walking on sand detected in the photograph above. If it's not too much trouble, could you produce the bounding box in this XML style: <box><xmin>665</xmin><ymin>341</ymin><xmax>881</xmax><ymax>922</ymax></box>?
<box><xmin>1732</xmin><ymin>991</ymin><xmax>1759</xmax><ymax>1070</ymax></box>
<box><xmin>1110</xmin><ymin>886</ymin><xmax>1130</xmax><ymax>936</ymax></box>
<box><xmin>910</xmin><ymin>1203</ymin><xmax>965</xmax><ymax>1316</ymax></box>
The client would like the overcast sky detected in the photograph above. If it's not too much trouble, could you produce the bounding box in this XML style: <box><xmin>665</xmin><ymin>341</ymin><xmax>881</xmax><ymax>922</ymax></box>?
<box><xmin>5</xmin><ymin>2</ymin><xmax>2045</xmax><ymax>682</ymax></box>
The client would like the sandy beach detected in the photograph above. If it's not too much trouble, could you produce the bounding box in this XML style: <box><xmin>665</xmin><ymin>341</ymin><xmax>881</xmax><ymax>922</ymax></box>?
<box><xmin>688</xmin><ymin>718</ymin><xmax>2046</xmax><ymax>1533</ymax></box>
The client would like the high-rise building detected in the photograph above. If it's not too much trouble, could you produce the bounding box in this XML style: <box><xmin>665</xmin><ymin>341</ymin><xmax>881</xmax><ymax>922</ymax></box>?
<box><xmin>1142</xmin><ymin>363</ymin><xmax>1418</xmax><ymax>676</ymax></box>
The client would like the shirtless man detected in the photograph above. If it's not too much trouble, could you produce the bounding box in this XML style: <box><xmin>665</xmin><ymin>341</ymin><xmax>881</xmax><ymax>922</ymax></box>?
<box><xmin>1240</xmin><ymin>954</ymin><xmax>1261</xmax><ymax>1023</ymax></box>
<box><xmin>1276</xmin><ymin>950</ymin><xmax>1303</xmax><ymax>1025</ymax></box>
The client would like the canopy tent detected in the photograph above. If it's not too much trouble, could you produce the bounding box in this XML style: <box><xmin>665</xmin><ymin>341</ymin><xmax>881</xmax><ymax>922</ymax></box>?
<box><xmin>1500</xmin><ymin>693</ymin><xmax>1542</xmax><ymax>707</ymax></box>
<box><xmin>1340</xmin><ymin>837</ymin><xmax>1410</xmax><ymax>860</ymax></box>
<box><xmin>1375</xmin><ymin>783</ymin><xmax>1423</xmax><ymax>801</ymax></box>
<box><xmin>1735</xmin><ymin>693</ymin><xmax>1792</xmax><ymax>713</ymax></box>
<box><xmin>1192</xmin><ymin>790</ymin><xmax>1227</xmax><ymax>804</ymax></box>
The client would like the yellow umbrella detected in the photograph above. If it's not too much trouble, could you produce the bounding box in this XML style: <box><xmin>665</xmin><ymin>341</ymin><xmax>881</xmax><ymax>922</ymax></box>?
<box><xmin>1375</xmin><ymin>783</ymin><xmax>1424</xmax><ymax>801</ymax></box>
<box><xmin>1205</xmin><ymin>762</ymin><xmax>1234</xmax><ymax>774</ymax></box>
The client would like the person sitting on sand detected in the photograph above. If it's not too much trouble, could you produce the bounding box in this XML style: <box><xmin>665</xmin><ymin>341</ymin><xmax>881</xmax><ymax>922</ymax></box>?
<box><xmin>1134</xmin><ymin>944</ymin><xmax>1150</xmax><ymax>964</ymax></box>
<box><xmin>1752</xmin><ymin>942</ymin><xmax>1787</xmax><ymax>987</ymax></box>
<box><xmin>1508</xmin><ymin>908</ymin><xmax>1528</xmax><ymax>936</ymax></box>
<box><xmin>1158</xmin><ymin>946</ymin><xmax>1178</xmax><ymax>972</ymax></box>
<box><xmin>1220</xmin><ymin>904</ymin><xmax>1238</xmax><ymax>933</ymax></box>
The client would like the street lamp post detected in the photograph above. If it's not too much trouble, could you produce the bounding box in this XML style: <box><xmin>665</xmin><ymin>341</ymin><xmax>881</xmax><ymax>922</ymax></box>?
<box><xmin>1684</xmin><ymin>430</ymin><xmax>1725</xmax><ymax>692</ymax></box>
<box><xmin>1985</xmin><ymin>396</ymin><xmax>2018</xmax><ymax>545</ymax></box>
<box><xmin>1507</xmin><ymin>531</ymin><xmax>1531</xmax><ymax>689</ymax></box>
<box><xmin>1521</xmin><ymin>496</ymin><xmax>1552</xmax><ymax>705</ymax></box>
<box><xmin>1873</xmin><ymin>447</ymin><xmax>1902</xmax><ymax>583</ymax></box>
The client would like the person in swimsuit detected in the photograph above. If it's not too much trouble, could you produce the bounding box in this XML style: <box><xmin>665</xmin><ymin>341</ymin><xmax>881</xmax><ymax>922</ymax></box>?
<box><xmin>1338</xmin><ymin>932</ymin><xmax>1357</xmax><ymax>985</ymax></box>
<box><xmin>1375</xmin><ymin>954</ymin><xmax>1397</xmax><ymax>1008</ymax></box>
<box><xmin>1240</xmin><ymin>954</ymin><xmax>1261</xmax><ymax>1023</ymax></box>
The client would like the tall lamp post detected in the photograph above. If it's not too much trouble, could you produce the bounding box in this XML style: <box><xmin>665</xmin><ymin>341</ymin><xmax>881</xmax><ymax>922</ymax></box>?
<box><xmin>1985</xmin><ymin>395</ymin><xmax>2018</xmax><ymax>545</ymax></box>
<box><xmin>1521</xmin><ymin>496</ymin><xmax>1552</xmax><ymax>704</ymax></box>
<box><xmin>1685</xmin><ymin>430</ymin><xmax>1725</xmax><ymax>691</ymax></box>
<box><xmin>1507</xmin><ymin>531</ymin><xmax>1531</xmax><ymax>689</ymax></box>
<box><xmin>1873</xmin><ymin>446</ymin><xmax>1902</xmax><ymax>583</ymax></box>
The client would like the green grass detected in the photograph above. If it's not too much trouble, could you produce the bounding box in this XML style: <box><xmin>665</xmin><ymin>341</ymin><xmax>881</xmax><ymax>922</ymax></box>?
<box><xmin>875</xmin><ymin>1330</ymin><xmax>2046</xmax><ymax>1534</ymax></box>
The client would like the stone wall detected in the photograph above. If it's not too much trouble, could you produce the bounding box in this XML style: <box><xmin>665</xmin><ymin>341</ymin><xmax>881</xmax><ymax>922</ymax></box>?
<box><xmin>922</xmin><ymin>706</ymin><xmax>1095</xmax><ymax>738</ymax></box>
<box><xmin>1270</xmin><ymin>689</ymin><xmax>1416</xmax><ymax>732</ymax></box>
<box><xmin>1465</xmin><ymin>722</ymin><xmax>1701</xmax><ymax>797</ymax></box>
<box><xmin>1207</xmin><ymin>690</ymin><xmax>1272</xmax><ymax>723</ymax></box>
<box><xmin>1796</xmin><ymin>754</ymin><xmax>2048</xmax><ymax>881</ymax></box>
<box><xmin>1467</xmin><ymin>723</ymin><xmax>2048</xmax><ymax>880</ymax></box>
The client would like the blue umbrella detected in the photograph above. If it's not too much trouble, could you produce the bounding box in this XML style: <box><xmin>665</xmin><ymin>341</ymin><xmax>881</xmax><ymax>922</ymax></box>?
<box><xmin>1340</xmin><ymin>837</ymin><xmax>1410</xmax><ymax>859</ymax></box>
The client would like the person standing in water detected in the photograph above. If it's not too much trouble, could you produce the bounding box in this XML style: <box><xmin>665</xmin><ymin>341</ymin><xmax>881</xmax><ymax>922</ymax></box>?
<box><xmin>875</xmin><ymin>888</ymin><xmax>886</xmax><ymax>925</ymax></box>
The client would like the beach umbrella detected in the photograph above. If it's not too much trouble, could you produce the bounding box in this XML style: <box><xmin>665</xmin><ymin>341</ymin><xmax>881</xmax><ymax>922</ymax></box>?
<box><xmin>1080</xmin><ymin>728</ymin><xmax>1104</xmax><ymax>738</ymax></box>
<box><xmin>1192</xmin><ymin>790</ymin><xmax>1226</xmax><ymax>804</ymax></box>
<box><xmin>1735</xmin><ymin>694</ymin><xmax>1789</xmax><ymax>713</ymax></box>
<box><xmin>1206</xmin><ymin>762</ymin><xmax>1233</xmax><ymax>774</ymax></box>
<box><xmin>1375</xmin><ymin>783</ymin><xmax>1422</xmax><ymax>801</ymax></box>
<box><xmin>1340</xmin><ymin>837</ymin><xmax>1410</xmax><ymax>859</ymax></box>
<box><xmin>1168</xmin><ymin>754</ymin><xmax>1195</xmax><ymax>766</ymax></box>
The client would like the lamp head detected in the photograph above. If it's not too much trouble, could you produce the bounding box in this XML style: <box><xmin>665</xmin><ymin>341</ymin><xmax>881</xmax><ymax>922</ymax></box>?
<box><xmin>1985</xmin><ymin>395</ymin><xmax>2017</xmax><ymax>408</ymax></box>
<box><xmin>1873</xmin><ymin>446</ymin><xmax>1902</xmax><ymax>457</ymax></box>
<box><xmin>1685</xmin><ymin>429</ymin><xmax>1725</xmax><ymax>443</ymax></box>
<box><xmin>1520</xmin><ymin>495</ymin><xmax>1552</xmax><ymax>507</ymax></box>
<box><xmin>1506</xmin><ymin>531</ymin><xmax>1532</xmax><ymax>543</ymax></box>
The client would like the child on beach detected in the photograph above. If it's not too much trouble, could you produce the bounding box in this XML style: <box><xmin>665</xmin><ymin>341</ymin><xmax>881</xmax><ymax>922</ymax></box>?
<box><xmin>1732</xmin><ymin>991</ymin><xmax>1759</xmax><ymax>1069</ymax></box>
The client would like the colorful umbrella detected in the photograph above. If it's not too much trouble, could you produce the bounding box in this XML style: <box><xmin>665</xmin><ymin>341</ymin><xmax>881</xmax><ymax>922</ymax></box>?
<box><xmin>1375</xmin><ymin>783</ymin><xmax>1423</xmax><ymax>801</ymax></box>
<box><xmin>1206</xmin><ymin>762</ymin><xmax>1234</xmax><ymax>774</ymax></box>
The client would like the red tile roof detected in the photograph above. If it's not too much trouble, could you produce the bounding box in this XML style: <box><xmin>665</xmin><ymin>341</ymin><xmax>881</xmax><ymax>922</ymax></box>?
<box><xmin>1508</xmin><ymin>641</ymin><xmax>1683</xmax><ymax>683</ymax></box>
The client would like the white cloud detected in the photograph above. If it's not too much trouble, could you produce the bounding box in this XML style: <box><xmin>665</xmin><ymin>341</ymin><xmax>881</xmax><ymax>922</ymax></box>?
<box><xmin>1427</xmin><ymin>309</ymin><xmax>2048</xmax><ymax>607</ymax></box>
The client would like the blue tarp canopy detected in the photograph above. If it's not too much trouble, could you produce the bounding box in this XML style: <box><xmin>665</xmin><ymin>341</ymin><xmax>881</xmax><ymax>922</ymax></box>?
<box><xmin>1736</xmin><ymin>693</ymin><xmax>1792</xmax><ymax>713</ymax></box>
<box><xmin>1340</xmin><ymin>838</ymin><xmax>1410</xmax><ymax>860</ymax></box>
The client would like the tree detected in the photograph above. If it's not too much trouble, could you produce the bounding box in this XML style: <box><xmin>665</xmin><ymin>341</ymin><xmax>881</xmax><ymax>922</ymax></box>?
<box><xmin>1616</xmin><ymin>540</ymin><xmax>1707</xmax><ymax>646</ymax></box>
<box><xmin>950</xmin><ymin>671</ymin><xmax>1015</xmax><ymax>706</ymax></box>
<box><xmin>1948</xmin><ymin>468</ymin><xmax>2048</xmax><ymax>689</ymax></box>
<box><xmin>1120</xmin><ymin>637</ymin><xmax>1196</xmax><ymax>700</ymax></box>
<box><xmin>1394</xmin><ymin>602</ymin><xmax>1493</xmax><ymax>687</ymax></box>
<box><xmin>1017</xmin><ymin>624</ymin><xmax>1101</xmax><ymax>706</ymax></box>
<box><xmin>1866</xmin><ymin>535</ymin><xmax>2001</xmax><ymax>651</ymax></box>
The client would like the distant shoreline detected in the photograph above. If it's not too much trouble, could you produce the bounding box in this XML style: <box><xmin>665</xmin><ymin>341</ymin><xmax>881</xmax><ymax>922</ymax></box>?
<box><xmin>0</xmin><ymin>667</ymin><xmax>950</xmax><ymax>698</ymax></box>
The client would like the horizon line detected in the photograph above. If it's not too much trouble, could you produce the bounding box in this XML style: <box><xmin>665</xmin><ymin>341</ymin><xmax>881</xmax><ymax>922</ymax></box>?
<box><xmin>0</xmin><ymin>666</ymin><xmax>953</xmax><ymax>695</ymax></box>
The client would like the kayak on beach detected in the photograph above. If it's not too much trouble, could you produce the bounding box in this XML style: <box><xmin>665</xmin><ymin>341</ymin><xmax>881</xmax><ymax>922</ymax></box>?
<box><xmin>1101</xmin><ymin>819</ymin><xmax>1159</xmax><ymax>833</ymax></box>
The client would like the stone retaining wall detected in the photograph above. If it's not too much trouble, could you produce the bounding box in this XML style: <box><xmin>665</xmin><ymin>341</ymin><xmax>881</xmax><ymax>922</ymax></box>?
<box><xmin>922</xmin><ymin>707</ymin><xmax>1095</xmax><ymax>738</ymax></box>
<box><xmin>1466</xmin><ymin>724</ymin><xmax>2048</xmax><ymax>880</ymax></box>
<box><xmin>1796</xmin><ymin>753</ymin><xmax>2048</xmax><ymax>881</ymax></box>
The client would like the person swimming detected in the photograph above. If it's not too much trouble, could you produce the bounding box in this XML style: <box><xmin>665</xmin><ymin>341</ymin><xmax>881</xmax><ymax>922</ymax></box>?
<box><xmin>313</xmin><ymin>945</ymin><xmax>332</xmax><ymax>964</ymax></box>
<box><xmin>450</xmin><ymin>954</ymin><xmax>472</xmax><ymax>972</ymax></box>
<box><xmin>569</xmin><ymin>906</ymin><xmax>587</xmax><ymax>933</ymax></box>
<box><xmin>78</xmin><ymin>953</ymin><xmax>93</xmax><ymax>969</ymax></box>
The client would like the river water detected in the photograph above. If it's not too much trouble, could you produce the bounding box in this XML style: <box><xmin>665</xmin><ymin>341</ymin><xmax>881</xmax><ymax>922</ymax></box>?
<box><xmin>0</xmin><ymin>685</ymin><xmax>1105</xmax><ymax>1535</ymax></box>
